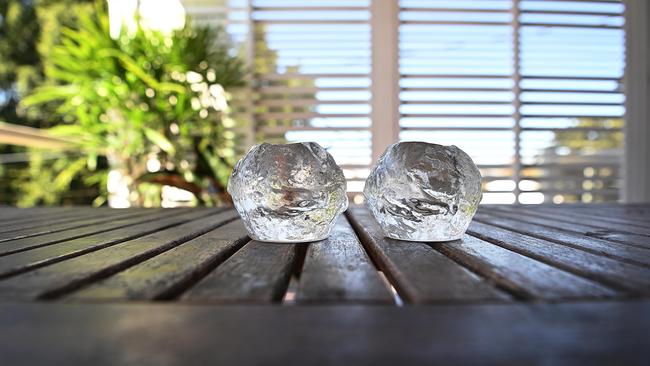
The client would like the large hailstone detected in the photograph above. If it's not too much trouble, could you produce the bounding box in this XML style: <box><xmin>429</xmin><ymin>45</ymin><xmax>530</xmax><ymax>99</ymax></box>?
<box><xmin>364</xmin><ymin>142</ymin><xmax>482</xmax><ymax>242</ymax></box>
<box><xmin>228</xmin><ymin>142</ymin><xmax>348</xmax><ymax>243</ymax></box>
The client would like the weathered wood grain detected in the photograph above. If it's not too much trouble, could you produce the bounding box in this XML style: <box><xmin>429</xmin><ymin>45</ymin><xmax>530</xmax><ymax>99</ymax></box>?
<box><xmin>492</xmin><ymin>205</ymin><xmax>650</xmax><ymax>237</ymax></box>
<box><xmin>1</xmin><ymin>204</ymin><xmax>649</xmax><ymax>308</ymax></box>
<box><xmin>0</xmin><ymin>210</ymin><xmax>238</xmax><ymax>301</ymax></box>
<box><xmin>0</xmin><ymin>209</ymin><xmax>192</xmax><ymax>257</ymax></box>
<box><xmin>474</xmin><ymin>213</ymin><xmax>650</xmax><ymax>267</ymax></box>
<box><xmin>468</xmin><ymin>221</ymin><xmax>650</xmax><ymax>295</ymax></box>
<box><xmin>0</xmin><ymin>208</ymin><xmax>125</xmax><ymax>236</ymax></box>
<box><xmin>2</xmin><ymin>301</ymin><xmax>648</xmax><ymax>366</ymax></box>
<box><xmin>0</xmin><ymin>208</ymin><xmax>92</xmax><ymax>232</ymax></box>
<box><xmin>480</xmin><ymin>208</ymin><xmax>650</xmax><ymax>249</ymax></box>
<box><xmin>297</xmin><ymin>216</ymin><xmax>393</xmax><ymax>304</ymax></box>
<box><xmin>0</xmin><ymin>207</ymin><xmax>70</xmax><ymax>222</ymax></box>
<box><xmin>66</xmin><ymin>220</ymin><xmax>249</xmax><ymax>301</ymax></box>
<box><xmin>534</xmin><ymin>205</ymin><xmax>650</xmax><ymax>226</ymax></box>
<box><xmin>346</xmin><ymin>207</ymin><xmax>508</xmax><ymax>304</ymax></box>
<box><xmin>527</xmin><ymin>204</ymin><xmax>650</xmax><ymax>226</ymax></box>
<box><xmin>435</xmin><ymin>234</ymin><xmax>618</xmax><ymax>300</ymax></box>
<box><xmin>181</xmin><ymin>241</ymin><xmax>299</xmax><ymax>303</ymax></box>
<box><xmin>0</xmin><ymin>209</ymin><xmax>157</xmax><ymax>243</ymax></box>
<box><xmin>0</xmin><ymin>209</ymin><xmax>216</xmax><ymax>280</ymax></box>
<box><xmin>558</xmin><ymin>204</ymin><xmax>650</xmax><ymax>217</ymax></box>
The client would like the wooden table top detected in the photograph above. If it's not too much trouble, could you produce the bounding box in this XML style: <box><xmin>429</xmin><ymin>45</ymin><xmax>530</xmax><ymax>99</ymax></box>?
<box><xmin>0</xmin><ymin>204</ymin><xmax>649</xmax><ymax>365</ymax></box>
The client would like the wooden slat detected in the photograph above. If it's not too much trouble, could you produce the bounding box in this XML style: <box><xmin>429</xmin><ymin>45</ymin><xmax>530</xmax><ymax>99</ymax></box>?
<box><xmin>181</xmin><ymin>241</ymin><xmax>298</xmax><ymax>303</ymax></box>
<box><xmin>0</xmin><ymin>207</ymin><xmax>108</xmax><ymax>233</ymax></box>
<box><xmin>346</xmin><ymin>207</ymin><xmax>508</xmax><ymax>304</ymax></box>
<box><xmin>0</xmin><ymin>209</ymin><xmax>190</xmax><ymax>257</ymax></box>
<box><xmin>585</xmin><ymin>205</ymin><xmax>650</xmax><ymax>215</ymax></box>
<box><xmin>0</xmin><ymin>209</ymin><xmax>155</xmax><ymax>243</ymax></box>
<box><xmin>493</xmin><ymin>205</ymin><xmax>650</xmax><ymax>237</ymax></box>
<box><xmin>474</xmin><ymin>213</ymin><xmax>650</xmax><ymax>267</ymax></box>
<box><xmin>65</xmin><ymin>220</ymin><xmax>249</xmax><ymax>301</ymax></box>
<box><xmin>0</xmin><ymin>209</ymin><xmax>214</xmax><ymax>280</ymax></box>
<box><xmin>0</xmin><ymin>209</ymin><xmax>138</xmax><ymax>233</ymax></box>
<box><xmin>0</xmin><ymin>207</ymin><xmax>70</xmax><ymax>221</ymax></box>
<box><xmin>525</xmin><ymin>205</ymin><xmax>650</xmax><ymax>225</ymax></box>
<box><xmin>296</xmin><ymin>216</ymin><xmax>393</xmax><ymax>304</ymax></box>
<box><xmin>467</xmin><ymin>221</ymin><xmax>650</xmax><ymax>295</ymax></box>
<box><xmin>435</xmin><ymin>235</ymin><xmax>617</xmax><ymax>300</ymax></box>
<box><xmin>0</xmin><ymin>210</ymin><xmax>238</xmax><ymax>301</ymax></box>
<box><xmin>534</xmin><ymin>206</ymin><xmax>650</xmax><ymax>227</ymax></box>
<box><xmin>3</xmin><ymin>301</ymin><xmax>648</xmax><ymax>365</ymax></box>
<box><xmin>0</xmin><ymin>208</ymin><xmax>92</xmax><ymax>231</ymax></box>
<box><xmin>577</xmin><ymin>207</ymin><xmax>650</xmax><ymax>223</ymax></box>
<box><xmin>480</xmin><ymin>208</ymin><xmax>650</xmax><ymax>250</ymax></box>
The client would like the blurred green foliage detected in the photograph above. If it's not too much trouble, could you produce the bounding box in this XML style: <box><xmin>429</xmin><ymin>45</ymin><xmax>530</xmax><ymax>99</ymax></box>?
<box><xmin>17</xmin><ymin>1</ymin><xmax>246</xmax><ymax>206</ymax></box>
<box><xmin>1</xmin><ymin>0</ymin><xmax>98</xmax><ymax>205</ymax></box>
<box><xmin>554</xmin><ymin>118</ymin><xmax>623</xmax><ymax>151</ymax></box>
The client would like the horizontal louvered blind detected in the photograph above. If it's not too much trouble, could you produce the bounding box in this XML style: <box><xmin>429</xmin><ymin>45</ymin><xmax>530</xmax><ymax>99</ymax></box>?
<box><xmin>517</xmin><ymin>0</ymin><xmax>625</xmax><ymax>204</ymax></box>
<box><xmin>398</xmin><ymin>0</ymin><xmax>625</xmax><ymax>204</ymax></box>
<box><xmin>184</xmin><ymin>0</ymin><xmax>372</xmax><ymax>196</ymax></box>
<box><xmin>181</xmin><ymin>0</ymin><xmax>254</xmax><ymax>155</ymax></box>
<box><xmin>399</xmin><ymin>0</ymin><xmax>517</xmax><ymax>204</ymax></box>
<box><xmin>183</xmin><ymin>0</ymin><xmax>625</xmax><ymax>204</ymax></box>
<box><xmin>250</xmin><ymin>0</ymin><xmax>372</xmax><ymax>195</ymax></box>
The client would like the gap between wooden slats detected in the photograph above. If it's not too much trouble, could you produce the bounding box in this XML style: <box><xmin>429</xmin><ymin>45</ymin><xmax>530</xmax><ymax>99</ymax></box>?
<box><xmin>0</xmin><ymin>207</ymin><xmax>58</xmax><ymax>220</ymax></box>
<box><xmin>491</xmin><ymin>205</ymin><xmax>650</xmax><ymax>237</ymax></box>
<box><xmin>0</xmin><ymin>208</ymin><xmax>196</xmax><ymax>259</ymax></box>
<box><xmin>0</xmin><ymin>208</ymin><xmax>104</xmax><ymax>232</ymax></box>
<box><xmin>348</xmin><ymin>206</ymin><xmax>618</xmax><ymax>302</ymax></box>
<box><xmin>467</xmin><ymin>221</ymin><xmax>650</xmax><ymax>296</ymax></box>
<box><xmin>513</xmin><ymin>205</ymin><xmax>650</xmax><ymax>231</ymax></box>
<box><xmin>65</xmin><ymin>219</ymin><xmax>250</xmax><ymax>301</ymax></box>
<box><xmin>0</xmin><ymin>210</ymin><xmax>238</xmax><ymax>301</ymax></box>
<box><xmin>180</xmin><ymin>240</ymin><xmax>299</xmax><ymax>304</ymax></box>
<box><xmin>479</xmin><ymin>207</ymin><xmax>650</xmax><ymax>250</ymax></box>
<box><xmin>0</xmin><ymin>209</ymin><xmax>221</xmax><ymax>281</ymax></box>
<box><xmin>179</xmin><ymin>215</ymin><xmax>396</xmax><ymax>305</ymax></box>
<box><xmin>0</xmin><ymin>208</ymin><xmax>121</xmax><ymax>236</ymax></box>
<box><xmin>346</xmin><ymin>207</ymin><xmax>510</xmax><ymax>304</ymax></box>
<box><xmin>473</xmin><ymin>212</ymin><xmax>650</xmax><ymax>268</ymax></box>
<box><xmin>0</xmin><ymin>209</ymin><xmax>161</xmax><ymax>244</ymax></box>
<box><xmin>295</xmin><ymin>215</ymin><xmax>394</xmax><ymax>304</ymax></box>
<box><xmin>0</xmin><ymin>207</ymin><xmax>78</xmax><ymax>223</ymax></box>
<box><xmin>532</xmin><ymin>205</ymin><xmax>650</xmax><ymax>227</ymax></box>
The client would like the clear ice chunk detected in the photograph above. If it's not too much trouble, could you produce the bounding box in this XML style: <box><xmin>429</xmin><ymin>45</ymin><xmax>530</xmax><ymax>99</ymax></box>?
<box><xmin>228</xmin><ymin>142</ymin><xmax>348</xmax><ymax>243</ymax></box>
<box><xmin>364</xmin><ymin>142</ymin><xmax>482</xmax><ymax>242</ymax></box>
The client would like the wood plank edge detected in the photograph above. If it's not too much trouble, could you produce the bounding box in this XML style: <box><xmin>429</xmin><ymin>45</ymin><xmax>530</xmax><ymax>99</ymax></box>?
<box><xmin>473</xmin><ymin>214</ymin><xmax>650</xmax><ymax>269</ymax></box>
<box><xmin>0</xmin><ymin>210</ymin><xmax>227</xmax><ymax>281</ymax></box>
<box><xmin>465</xmin><ymin>223</ymin><xmax>641</xmax><ymax>297</ymax></box>
<box><xmin>345</xmin><ymin>209</ymin><xmax>422</xmax><ymax>305</ymax></box>
<box><xmin>37</xmin><ymin>215</ymin><xmax>240</xmax><ymax>301</ymax></box>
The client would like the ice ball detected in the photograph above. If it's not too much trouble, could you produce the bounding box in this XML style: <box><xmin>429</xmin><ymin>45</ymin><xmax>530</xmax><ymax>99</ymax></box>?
<box><xmin>364</xmin><ymin>141</ymin><xmax>482</xmax><ymax>242</ymax></box>
<box><xmin>228</xmin><ymin>142</ymin><xmax>348</xmax><ymax>243</ymax></box>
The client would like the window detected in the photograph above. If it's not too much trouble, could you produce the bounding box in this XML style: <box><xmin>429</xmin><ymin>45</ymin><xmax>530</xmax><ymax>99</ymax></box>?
<box><xmin>182</xmin><ymin>0</ymin><xmax>625</xmax><ymax>204</ymax></box>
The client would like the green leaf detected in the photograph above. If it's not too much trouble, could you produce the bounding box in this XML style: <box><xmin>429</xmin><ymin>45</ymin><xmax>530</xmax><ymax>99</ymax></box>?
<box><xmin>53</xmin><ymin>158</ymin><xmax>87</xmax><ymax>191</ymax></box>
<box><xmin>21</xmin><ymin>85</ymin><xmax>79</xmax><ymax>106</ymax></box>
<box><xmin>143</xmin><ymin>128</ymin><xmax>175</xmax><ymax>155</ymax></box>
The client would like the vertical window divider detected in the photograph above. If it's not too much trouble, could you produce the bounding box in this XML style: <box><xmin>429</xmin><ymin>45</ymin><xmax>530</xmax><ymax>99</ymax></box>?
<box><xmin>512</xmin><ymin>0</ymin><xmax>522</xmax><ymax>203</ymax></box>
<box><xmin>245</xmin><ymin>0</ymin><xmax>256</xmax><ymax>149</ymax></box>
<box><xmin>623</xmin><ymin>0</ymin><xmax>650</xmax><ymax>202</ymax></box>
<box><xmin>370</xmin><ymin>0</ymin><xmax>400</xmax><ymax>164</ymax></box>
